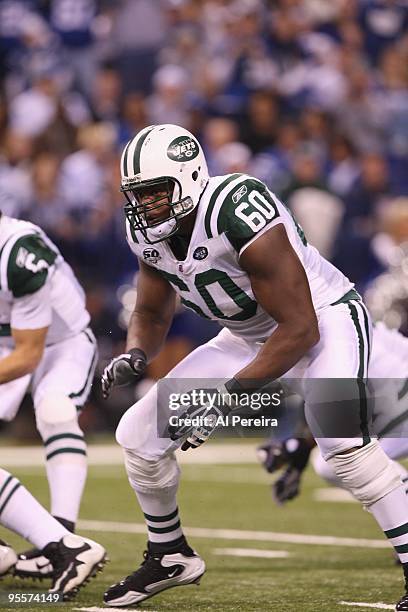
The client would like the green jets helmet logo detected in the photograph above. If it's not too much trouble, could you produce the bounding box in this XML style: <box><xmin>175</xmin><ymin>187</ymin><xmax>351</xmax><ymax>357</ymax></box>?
<box><xmin>167</xmin><ymin>136</ymin><xmax>199</xmax><ymax>162</ymax></box>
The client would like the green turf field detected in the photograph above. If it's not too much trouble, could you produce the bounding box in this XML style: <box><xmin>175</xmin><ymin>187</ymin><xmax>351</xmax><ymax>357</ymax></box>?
<box><xmin>0</xmin><ymin>448</ymin><xmax>403</xmax><ymax>611</ymax></box>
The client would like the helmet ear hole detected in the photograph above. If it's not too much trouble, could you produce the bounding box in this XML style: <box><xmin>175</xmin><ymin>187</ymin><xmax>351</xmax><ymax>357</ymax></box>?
<box><xmin>192</xmin><ymin>170</ymin><xmax>198</xmax><ymax>181</ymax></box>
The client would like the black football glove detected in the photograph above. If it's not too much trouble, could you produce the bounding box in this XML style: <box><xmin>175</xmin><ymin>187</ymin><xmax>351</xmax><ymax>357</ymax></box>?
<box><xmin>257</xmin><ymin>437</ymin><xmax>312</xmax><ymax>474</ymax></box>
<box><xmin>101</xmin><ymin>348</ymin><xmax>147</xmax><ymax>399</ymax></box>
<box><xmin>273</xmin><ymin>466</ymin><xmax>302</xmax><ymax>505</ymax></box>
<box><xmin>257</xmin><ymin>437</ymin><xmax>313</xmax><ymax>505</ymax></box>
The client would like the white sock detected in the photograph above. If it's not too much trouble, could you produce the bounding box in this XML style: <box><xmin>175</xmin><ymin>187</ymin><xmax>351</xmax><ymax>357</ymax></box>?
<box><xmin>135</xmin><ymin>490</ymin><xmax>183</xmax><ymax>545</ymax></box>
<box><xmin>46</xmin><ymin>455</ymin><xmax>87</xmax><ymax>523</ymax></box>
<box><xmin>0</xmin><ymin>470</ymin><xmax>68</xmax><ymax>549</ymax></box>
<box><xmin>369</xmin><ymin>485</ymin><xmax>408</xmax><ymax>563</ymax></box>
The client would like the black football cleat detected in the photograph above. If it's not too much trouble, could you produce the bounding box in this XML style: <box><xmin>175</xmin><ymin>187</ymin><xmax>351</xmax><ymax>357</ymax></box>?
<box><xmin>104</xmin><ymin>542</ymin><xmax>205</xmax><ymax>607</ymax></box>
<box><xmin>396</xmin><ymin>592</ymin><xmax>408</xmax><ymax>610</ymax></box>
<box><xmin>14</xmin><ymin>547</ymin><xmax>54</xmax><ymax>580</ymax></box>
<box><xmin>45</xmin><ymin>534</ymin><xmax>107</xmax><ymax>600</ymax></box>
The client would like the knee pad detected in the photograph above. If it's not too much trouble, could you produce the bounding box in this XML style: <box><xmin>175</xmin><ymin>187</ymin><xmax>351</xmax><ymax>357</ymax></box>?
<box><xmin>124</xmin><ymin>448</ymin><xmax>180</xmax><ymax>495</ymax></box>
<box><xmin>311</xmin><ymin>448</ymin><xmax>341</xmax><ymax>487</ymax></box>
<box><xmin>35</xmin><ymin>393</ymin><xmax>81</xmax><ymax>433</ymax></box>
<box><xmin>327</xmin><ymin>440</ymin><xmax>402</xmax><ymax>507</ymax></box>
<box><xmin>35</xmin><ymin>394</ymin><xmax>85</xmax><ymax>460</ymax></box>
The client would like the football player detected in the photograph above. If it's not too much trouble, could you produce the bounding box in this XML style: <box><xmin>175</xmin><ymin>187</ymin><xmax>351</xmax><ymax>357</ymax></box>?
<box><xmin>260</xmin><ymin>322</ymin><xmax>408</xmax><ymax>503</ymax></box>
<box><xmin>101</xmin><ymin>124</ymin><xmax>408</xmax><ymax>610</ymax></box>
<box><xmin>0</xmin><ymin>211</ymin><xmax>98</xmax><ymax>579</ymax></box>
<box><xmin>0</xmin><ymin>468</ymin><xmax>106</xmax><ymax>598</ymax></box>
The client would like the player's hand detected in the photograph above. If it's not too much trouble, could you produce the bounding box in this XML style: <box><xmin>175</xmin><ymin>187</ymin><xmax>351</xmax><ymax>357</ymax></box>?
<box><xmin>272</xmin><ymin>466</ymin><xmax>302</xmax><ymax>505</ymax></box>
<box><xmin>168</xmin><ymin>387</ymin><xmax>233</xmax><ymax>451</ymax></box>
<box><xmin>101</xmin><ymin>348</ymin><xmax>147</xmax><ymax>398</ymax></box>
<box><xmin>258</xmin><ymin>437</ymin><xmax>312</xmax><ymax>474</ymax></box>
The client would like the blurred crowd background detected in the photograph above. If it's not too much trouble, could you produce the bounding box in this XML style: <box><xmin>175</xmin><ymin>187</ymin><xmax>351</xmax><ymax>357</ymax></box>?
<box><xmin>1</xmin><ymin>0</ymin><xmax>408</xmax><ymax>435</ymax></box>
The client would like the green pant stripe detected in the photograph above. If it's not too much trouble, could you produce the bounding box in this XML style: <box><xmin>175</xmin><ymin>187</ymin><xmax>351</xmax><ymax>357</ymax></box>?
<box><xmin>385</xmin><ymin>522</ymin><xmax>408</xmax><ymax>539</ymax></box>
<box><xmin>69</xmin><ymin>344</ymin><xmax>97</xmax><ymax>401</ymax></box>
<box><xmin>204</xmin><ymin>174</ymin><xmax>241</xmax><ymax>239</ymax></box>
<box><xmin>394</xmin><ymin>543</ymin><xmax>408</xmax><ymax>554</ymax></box>
<box><xmin>144</xmin><ymin>508</ymin><xmax>178</xmax><ymax>523</ymax></box>
<box><xmin>0</xmin><ymin>475</ymin><xmax>13</xmax><ymax>499</ymax></box>
<box><xmin>357</xmin><ymin>378</ymin><xmax>371</xmax><ymax>446</ymax></box>
<box><xmin>46</xmin><ymin>447</ymin><xmax>87</xmax><ymax>461</ymax></box>
<box><xmin>83</xmin><ymin>328</ymin><xmax>95</xmax><ymax>344</ymax></box>
<box><xmin>347</xmin><ymin>302</ymin><xmax>371</xmax><ymax>444</ymax></box>
<box><xmin>347</xmin><ymin>302</ymin><xmax>366</xmax><ymax>379</ymax></box>
<box><xmin>0</xmin><ymin>483</ymin><xmax>20</xmax><ymax>517</ymax></box>
<box><xmin>398</xmin><ymin>379</ymin><xmax>408</xmax><ymax>401</ymax></box>
<box><xmin>44</xmin><ymin>433</ymin><xmax>85</xmax><ymax>447</ymax></box>
<box><xmin>378</xmin><ymin>406</ymin><xmax>408</xmax><ymax>438</ymax></box>
<box><xmin>330</xmin><ymin>289</ymin><xmax>361</xmax><ymax>306</ymax></box>
<box><xmin>147</xmin><ymin>520</ymin><xmax>181</xmax><ymax>534</ymax></box>
<box><xmin>359</xmin><ymin>302</ymin><xmax>371</xmax><ymax>369</ymax></box>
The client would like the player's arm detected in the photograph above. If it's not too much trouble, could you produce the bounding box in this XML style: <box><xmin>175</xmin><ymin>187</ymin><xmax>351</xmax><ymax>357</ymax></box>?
<box><xmin>0</xmin><ymin>326</ymin><xmax>48</xmax><ymax>384</ymax></box>
<box><xmin>102</xmin><ymin>260</ymin><xmax>177</xmax><ymax>397</ymax></box>
<box><xmin>170</xmin><ymin>224</ymin><xmax>320</xmax><ymax>451</ymax></box>
<box><xmin>127</xmin><ymin>260</ymin><xmax>177</xmax><ymax>359</ymax></box>
<box><xmin>235</xmin><ymin>224</ymin><xmax>320</xmax><ymax>383</ymax></box>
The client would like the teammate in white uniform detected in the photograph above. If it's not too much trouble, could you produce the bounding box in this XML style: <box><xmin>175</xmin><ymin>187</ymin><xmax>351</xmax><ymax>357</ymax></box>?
<box><xmin>101</xmin><ymin>124</ymin><xmax>408</xmax><ymax>610</ymax></box>
<box><xmin>259</xmin><ymin>323</ymin><xmax>408</xmax><ymax>505</ymax></box>
<box><xmin>312</xmin><ymin>323</ymin><xmax>408</xmax><ymax>487</ymax></box>
<box><xmin>0</xmin><ymin>212</ymin><xmax>98</xmax><ymax>577</ymax></box>
<box><xmin>0</xmin><ymin>468</ymin><xmax>106</xmax><ymax>598</ymax></box>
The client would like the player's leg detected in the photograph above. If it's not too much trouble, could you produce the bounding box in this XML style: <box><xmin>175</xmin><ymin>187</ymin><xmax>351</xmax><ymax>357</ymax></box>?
<box><xmin>305</xmin><ymin>300</ymin><xmax>408</xmax><ymax>610</ymax></box>
<box><xmin>104</xmin><ymin>329</ymin><xmax>258</xmax><ymax>606</ymax></box>
<box><xmin>15</xmin><ymin>329</ymin><xmax>97</xmax><ymax>579</ymax></box>
<box><xmin>32</xmin><ymin>329</ymin><xmax>97</xmax><ymax>530</ymax></box>
<box><xmin>312</xmin><ymin>445</ymin><xmax>408</xmax><ymax>487</ymax></box>
<box><xmin>0</xmin><ymin>468</ymin><xmax>106</xmax><ymax>598</ymax></box>
<box><xmin>0</xmin><ymin>347</ymin><xmax>31</xmax><ymax>422</ymax></box>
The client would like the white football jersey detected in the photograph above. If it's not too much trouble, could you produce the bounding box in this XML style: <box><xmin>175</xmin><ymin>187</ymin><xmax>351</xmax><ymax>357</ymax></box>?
<box><xmin>369</xmin><ymin>322</ymin><xmax>408</xmax><ymax>437</ymax></box>
<box><xmin>126</xmin><ymin>173</ymin><xmax>353</xmax><ymax>343</ymax></box>
<box><xmin>0</xmin><ymin>216</ymin><xmax>90</xmax><ymax>347</ymax></box>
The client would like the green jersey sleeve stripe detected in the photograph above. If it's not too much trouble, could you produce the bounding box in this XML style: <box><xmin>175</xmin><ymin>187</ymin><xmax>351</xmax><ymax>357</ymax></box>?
<box><xmin>7</xmin><ymin>233</ymin><xmax>58</xmax><ymax>298</ymax></box>
<box><xmin>0</xmin><ymin>230</ymin><xmax>37</xmax><ymax>292</ymax></box>
<box><xmin>204</xmin><ymin>174</ymin><xmax>241</xmax><ymax>239</ymax></box>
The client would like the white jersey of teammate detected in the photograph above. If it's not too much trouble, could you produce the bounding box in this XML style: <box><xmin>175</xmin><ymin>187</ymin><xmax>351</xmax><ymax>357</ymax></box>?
<box><xmin>313</xmin><ymin>323</ymin><xmax>408</xmax><ymax>484</ymax></box>
<box><xmin>0</xmin><ymin>215</ymin><xmax>90</xmax><ymax>347</ymax></box>
<box><xmin>0</xmin><ymin>215</ymin><xmax>97</xmax><ymax>421</ymax></box>
<box><xmin>367</xmin><ymin>322</ymin><xmax>408</xmax><ymax>441</ymax></box>
<box><xmin>126</xmin><ymin>173</ymin><xmax>353</xmax><ymax>344</ymax></box>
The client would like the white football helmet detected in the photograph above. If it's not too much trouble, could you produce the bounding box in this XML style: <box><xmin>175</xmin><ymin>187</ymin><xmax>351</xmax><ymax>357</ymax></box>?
<box><xmin>120</xmin><ymin>124</ymin><xmax>209</xmax><ymax>243</ymax></box>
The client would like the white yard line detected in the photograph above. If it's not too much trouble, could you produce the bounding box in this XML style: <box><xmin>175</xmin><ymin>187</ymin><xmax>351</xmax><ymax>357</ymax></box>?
<box><xmin>314</xmin><ymin>488</ymin><xmax>357</xmax><ymax>503</ymax></box>
<box><xmin>77</xmin><ymin>519</ymin><xmax>391</xmax><ymax>549</ymax></box>
<box><xmin>213</xmin><ymin>547</ymin><xmax>290</xmax><ymax>558</ymax></box>
<box><xmin>74</xmin><ymin>608</ymin><xmax>156</xmax><ymax>612</ymax></box>
<box><xmin>339</xmin><ymin>602</ymin><xmax>395</xmax><ymax>610</ymax></box>
<box><xmin>1</xmin><ymin>443</ymin><xmax>258</xmax><ymax>466</ymax></box>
